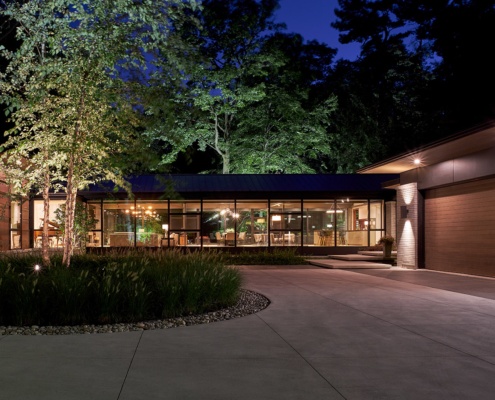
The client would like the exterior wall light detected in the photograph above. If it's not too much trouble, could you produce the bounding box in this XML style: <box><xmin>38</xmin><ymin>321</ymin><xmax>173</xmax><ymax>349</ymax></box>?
<box><xmin>400</xmin><ymin>205</ymin><xmax>409</xmax><ymax>219</ymax></box>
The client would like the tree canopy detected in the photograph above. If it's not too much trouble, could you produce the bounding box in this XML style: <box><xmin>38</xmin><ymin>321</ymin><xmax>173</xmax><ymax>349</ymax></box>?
<box><xmin>149</xmin><ymin>0</ymin><xmax>338</xmax><ymax>174</ymax></box>
<box><xmin>330</xmin><ymin>0</ymin><xmax>495</xmax><ymax>160</ymax></box>
<box><xmin>0</xmin><ymin>0</ymin><xmax>197</xmax><ymax>265</ymax></box>
<box><xmin>1</xmin><ymin>0</ymin><xmax>493</xmax><ymax>185</ymax></box>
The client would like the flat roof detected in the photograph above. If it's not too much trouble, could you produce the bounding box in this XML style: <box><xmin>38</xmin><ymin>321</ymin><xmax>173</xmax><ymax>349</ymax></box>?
<box><xmin>79</xmin><ymin>173</ymin><xmax>398</xmax><ymax>200</ymax></box>
<box><xmin>358</xmin><ymin>120</ymin><xmax>495</xmax><ymax>174</ymax></box>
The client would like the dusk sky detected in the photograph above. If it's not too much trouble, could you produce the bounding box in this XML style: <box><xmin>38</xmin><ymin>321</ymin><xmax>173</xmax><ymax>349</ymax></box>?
<box><xmin>275</xmin><ymin>0</ymin><xmax>361</xmax><ymax>60</ymax></box>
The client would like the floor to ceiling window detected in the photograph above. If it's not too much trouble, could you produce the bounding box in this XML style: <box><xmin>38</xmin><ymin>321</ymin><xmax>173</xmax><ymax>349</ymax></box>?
<box><xmin>303</xmin><ymin>201</ymin><xmax>336</xmax><ymax>246</ymax></box>
<box><xmin>235</xmin><ymin>201</ymin><xmax>268</xmax><ymax>247</ymax></box>
<box><xmin>32</xmin><ymin>199</ymin><xmax>65</xmax><ymax>248</ymax></box>
<box><xmin>269</xmin><ymin>200</ymin><xmax>302</xmax><ymax>246</ymax></box>
<box><xmin>169</xmin><ymin>201</ymin><xmax>201</xmax><ymax>247</ymax></box>
<box><xmin>88</xmin><ymin>197</ymin><xmax>384</xmax><ymax>249</ymax></box>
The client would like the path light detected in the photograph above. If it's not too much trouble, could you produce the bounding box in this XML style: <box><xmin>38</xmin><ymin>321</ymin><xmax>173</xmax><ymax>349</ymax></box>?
<box><xmin>34</xmin><ymin>264</ymin><xmax>41</xmax><ymax>272</ymax></box>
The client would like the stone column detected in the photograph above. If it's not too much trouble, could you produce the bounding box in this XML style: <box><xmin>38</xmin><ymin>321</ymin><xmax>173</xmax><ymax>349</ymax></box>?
<box><xmin>396</xmin><ymin>183</ymin><xmax>418</xmax><ymax>268</ymax></box>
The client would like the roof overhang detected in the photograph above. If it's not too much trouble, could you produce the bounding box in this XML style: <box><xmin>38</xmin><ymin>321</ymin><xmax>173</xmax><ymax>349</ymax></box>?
<box><xmin>358</xmin><ymin>120</ymin><xmax>495</xmax><ymax>174</ymax></box>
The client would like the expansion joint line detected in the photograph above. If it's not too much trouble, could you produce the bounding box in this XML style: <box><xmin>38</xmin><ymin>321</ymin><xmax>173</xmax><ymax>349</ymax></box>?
<box><xmin>254</xmin><ymin>313</ymin><xmax>348</xmax><ymax>400</ymax></box>
<box><xmin>117</xmin><ymin>330</ymin><xmax>144</xmax><ymax>400</ymax></box>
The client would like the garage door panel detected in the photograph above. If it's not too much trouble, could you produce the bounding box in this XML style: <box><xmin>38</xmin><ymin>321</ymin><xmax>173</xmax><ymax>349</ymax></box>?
<box><xmin>425</xmin><ymin>178</ymin><xmax>495</xmax><ymax>277</ymax></box>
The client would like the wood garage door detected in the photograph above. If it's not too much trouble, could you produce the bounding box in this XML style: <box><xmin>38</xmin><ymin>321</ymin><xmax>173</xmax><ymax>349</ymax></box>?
<box><xmin>425</xmin><ymin>177</ymin><xmax>495</xmax><ymax>277</ymax></box>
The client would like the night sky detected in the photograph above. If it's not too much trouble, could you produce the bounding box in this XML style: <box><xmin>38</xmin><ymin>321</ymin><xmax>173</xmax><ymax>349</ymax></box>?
<box><xmin>275</xmin><ymin>0</ymin><xmax>361</xmax><ymax>60</ymax></box>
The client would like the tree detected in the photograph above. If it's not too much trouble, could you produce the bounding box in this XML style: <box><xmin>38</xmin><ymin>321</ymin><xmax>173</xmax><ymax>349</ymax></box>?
<box><xmin>152</xmin><ymin>0</ymin><xmax>283</xmax><ymax>174</ymax></box>
<box><xmin>0</xmin><ymin>0</ymin><xmax>197</xmax><ymax>266</ymax></box>
<box><xmin>330</xmin><ymin>0</ymin><xmax>495</xmax><ymax>163</ymax></box>
<box><xmin>153</xmin><ymin>0</ymin><xmax>340</xmax><ymax>174</ymax></box>
<box><xmin>397</xmin><ymin>0</ymin><xmax>495</xmax><ymax>129</ymax></box>
<box><xmin>54</xmin><ymin>202</ymin><xmax>97</xmax><ymax>249</ymax></box>
<box><xmin>329</xmin><ymin>0</ymin><xmax>441</xmax><ymax>162</ymax></box>
<box><xmin>230</xmin><ymin>33</ymin><xmax>338</xmax><ymax>173</ymax></box>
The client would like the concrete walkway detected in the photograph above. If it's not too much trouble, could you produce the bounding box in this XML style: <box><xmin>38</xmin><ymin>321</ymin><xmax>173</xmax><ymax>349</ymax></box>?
<box><xmin>3</xmin><ymin>266</ymin><xmax>495</xmax><ymax>399</ymax></box>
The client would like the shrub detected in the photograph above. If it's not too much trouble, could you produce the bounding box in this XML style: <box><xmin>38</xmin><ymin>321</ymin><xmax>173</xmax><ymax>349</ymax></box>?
<box><xmin>225</xmin><ymin>248</ymin><xmax>307</xmax><ymax>265</ymax></box>
<box><xmin>0</xmin><ymin>249</ymin><xmax>241</xmax><ymax>326</ymax></box>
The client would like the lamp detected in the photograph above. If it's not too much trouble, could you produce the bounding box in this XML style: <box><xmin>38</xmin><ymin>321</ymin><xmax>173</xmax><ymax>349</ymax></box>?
<box><xmin>162</xmin><ymin>224</ymin><xmax>169</xmax><ymax>237</ymax></box>
<box><xmin>272</xmin><ymin>215</ymin><xmax>281</xmax><ymax>221</ymax></box>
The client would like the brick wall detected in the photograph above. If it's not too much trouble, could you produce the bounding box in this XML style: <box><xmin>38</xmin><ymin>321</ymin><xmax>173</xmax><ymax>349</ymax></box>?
<box><xmin>396</xmin><ymin>183</ymin><xmax>418</xmax><ymax>268</ymax></box>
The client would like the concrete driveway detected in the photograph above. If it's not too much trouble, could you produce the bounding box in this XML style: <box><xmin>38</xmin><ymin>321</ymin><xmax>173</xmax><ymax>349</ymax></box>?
<box><xmin>2</xmin><ymin>266</ymin><xmax>495</xmax><ymax>399</ymax></box>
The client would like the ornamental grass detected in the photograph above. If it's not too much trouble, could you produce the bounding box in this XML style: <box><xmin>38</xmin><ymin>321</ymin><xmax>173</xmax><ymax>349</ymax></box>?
<box><xmin>0</xmin><ymin>249</ymin><xmax>241</xmax><ymax>327</ymax></box>
<box><xmin>224</xmin><ymin>248</ymin><xmax>307</xmax><ymax>265</ymax></box>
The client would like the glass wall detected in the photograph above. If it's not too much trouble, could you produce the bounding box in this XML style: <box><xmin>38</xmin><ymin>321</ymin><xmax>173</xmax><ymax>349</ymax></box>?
<box><xmin>87</xmin><ymin>201</ymin><xmax>102</xmax><ymax>247</ymax></box>
<box><xmin>336</xmin><ymin>199</ymin><xmax>369</xmax><ymax>247</ymax></box>
<box><xmin>170</xmin><ymin>201</ymin><xmax>201</xmax><ymax>246</ymax></box>
<box><xmin>86</xmin><ymin>197</ymin><xmax>385</xmax><ymax>249</ymax></box>
<box><xmin>236</xmin><ymin>201</ymin><xmax>268</xmax><ymax>246</ymax></box>
<box><xmin>269</xmin><ymin>200</ymin><xmax>302</xmax><ymax>246</ymax></box>
<box><xmin>370</xmin><ymin>200</ymin><xmax>385</xmax><ymax>245</ymax></box>
<box><xmin>135</xmin><ymin>201</ymin><xmax>168</xmax><ymax>247</ymax></box>
<box><xmin>202</xmin><ymin>200</ymin><xmax>237</xmax><ymax>246</ymax></box>
<box><xmin>303</xmin><ymin>201</ymin><xmax>336</xmax><ymax>246</ymax></box>
<box><xmin>103</xmin><ymin>200</ymin><xmax>135</xmax><ymax>246</ymax></box>
<box><xmin>33</xmin><ymin>199</ymin><xmax>65</xmax><ymax>248</ymax></box>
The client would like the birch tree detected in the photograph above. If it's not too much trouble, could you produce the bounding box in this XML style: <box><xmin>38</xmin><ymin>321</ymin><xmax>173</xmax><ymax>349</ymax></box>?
<box><xmin>0</xmin><ymin>0</ymin><xmax>197</xmax><ymax>266</ymax></box>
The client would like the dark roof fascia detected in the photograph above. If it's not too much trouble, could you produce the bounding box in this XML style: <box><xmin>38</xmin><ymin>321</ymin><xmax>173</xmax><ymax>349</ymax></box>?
<box><xmin>357</xmin><ymin>119</ymin><xmax>495</xmax><ymax>173</ymax></box>
<box><xmin>77</xmin><ymin>174</ymin><xmax>398</xmax><ymax>201</ymax></box>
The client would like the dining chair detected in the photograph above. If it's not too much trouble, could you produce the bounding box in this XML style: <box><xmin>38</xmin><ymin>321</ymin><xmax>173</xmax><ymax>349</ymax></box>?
<box><xmin>225</xmin><ymin>232</ymin><xmax>235</xmax><ymax>246</ymax></box>
<box><xmin>215</xmin><ymin>231</ymin><xmax>225</xmax><ymax>245</ymax></box>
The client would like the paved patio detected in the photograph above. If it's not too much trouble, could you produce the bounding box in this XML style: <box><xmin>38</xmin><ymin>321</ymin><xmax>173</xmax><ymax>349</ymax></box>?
<box><xmin>2</xmin><ymin>266</ymin><xmax>495</xmax><ymax>399</ymax></box>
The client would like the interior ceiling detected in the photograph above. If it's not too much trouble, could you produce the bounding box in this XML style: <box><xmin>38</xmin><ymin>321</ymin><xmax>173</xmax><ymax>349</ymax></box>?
<box><xmin>359</xmin><ymin>124</ymin><xmax>495</xmax><ymax>174</ymax></box>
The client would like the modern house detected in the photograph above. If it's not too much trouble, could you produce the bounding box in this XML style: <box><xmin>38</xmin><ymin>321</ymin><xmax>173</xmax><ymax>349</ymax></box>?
<box><xmin>0</xmin><ymin>174</ymin><xmax>397</xmax><ymax>255</ymax></box>
<box><xmin>359</xmin><ymin>119</ymin><xmax>495</xmax><ymax>277</ymax></box>
<box><xmin>1</xmin><ymin>119</ymin><xmax>495</xmax><ymax>276</ymax></box>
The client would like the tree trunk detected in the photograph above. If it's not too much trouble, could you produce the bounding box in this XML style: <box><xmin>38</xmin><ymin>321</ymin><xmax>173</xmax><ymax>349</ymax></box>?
<box><xmin>41</xmin><ymin>169</ymin><xmax>51</xmax><ymax>266</ymax></box>
<box><xmin>222</xmin><ymin>149</ymin><xmax>230</xmax><ymax>174</ymax></box>
<box><xmin>62</xmin><ymin>156</ymin><xmax>77</xmax><ymax>268</ymax></box>
<box><xmin>62</xmin><ymin>89</ymin><xmax>86</xmax><ymax>267</ymax></box>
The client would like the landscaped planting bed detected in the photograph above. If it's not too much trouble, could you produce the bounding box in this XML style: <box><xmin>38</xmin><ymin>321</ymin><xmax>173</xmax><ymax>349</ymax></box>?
<box><xmin>0</xmin><ymin>250</ymin><xmax>242</xmax><ymax>328</ymax></box>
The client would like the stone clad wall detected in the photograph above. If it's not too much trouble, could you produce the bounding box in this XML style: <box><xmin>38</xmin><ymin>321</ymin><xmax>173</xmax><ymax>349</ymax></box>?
<box><xmin>396</xmin><ymin>183</ymin><xmax>418</xmax><ymax>268</ymax></box>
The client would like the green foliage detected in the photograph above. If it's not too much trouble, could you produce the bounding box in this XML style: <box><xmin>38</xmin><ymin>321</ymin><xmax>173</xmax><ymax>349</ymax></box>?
<box><xmin>54</xmin><ymin>202</ymin><xmax>98</xmax><ymax>248</ymax></box>
<box><xmin>0</xmin><ymin>0</ymin><xmax>197</xmax><ymax>265</ymax></box>
<box><xmin>151</xmin><ymin>0</ymin><xmax>338</xmax><ymax>174</ymax></box>
<box><xmin>224</xmin><ymin>248</ymin><xmax>307</xmax><ymax>265</ymax></box>
<box><xmin>0</xmin><ymin>249</ymin><xmax>241</xmax><ymax>326</ymax></box>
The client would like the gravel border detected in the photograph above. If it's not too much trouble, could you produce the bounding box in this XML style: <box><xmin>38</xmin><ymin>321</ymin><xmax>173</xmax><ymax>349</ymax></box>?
<box><xmin>0</xmin><ymin>289</ymin><xmax>270</xmax><ymax>336</ymax></box>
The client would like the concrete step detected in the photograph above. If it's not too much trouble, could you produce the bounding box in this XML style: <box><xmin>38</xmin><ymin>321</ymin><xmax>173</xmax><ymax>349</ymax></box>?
<box><xmin>329</xmin><ymin>254</ymin><xmax>385</xmax><ymax>261</ymax></box>
<box><xmin>308</xmin><ymin>259</ymin><xmax>391</xmax><ymax>269</ymax></box>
